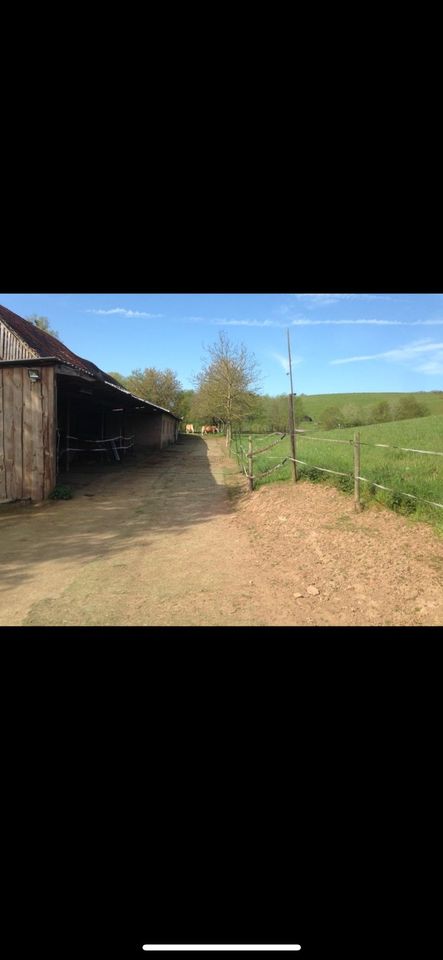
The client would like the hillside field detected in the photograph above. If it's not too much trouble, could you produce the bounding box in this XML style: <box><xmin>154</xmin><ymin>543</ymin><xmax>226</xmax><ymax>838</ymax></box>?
<box><xmin>233</xmin><ymin>398</ymin><xmax>443</xmax><ymax>534</ymax></box>
<box><xmin>299</xmin><ymin>390</ymin><xmax>443</xmax><ymax>422</ymax></box>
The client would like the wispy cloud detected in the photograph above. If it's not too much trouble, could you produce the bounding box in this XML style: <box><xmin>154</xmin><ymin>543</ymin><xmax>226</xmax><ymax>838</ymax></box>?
<box><xmin>290</xmin><ymin>317</ymin><xmax>443</xmax><ymax>327</ymax></box>
<box><xmin>87</xmin><ymin>308</ymin><xmax>163</xmax><ymax>318</ymax></box>
<box><xmin>330</xmin><ymin>338</ymin><xmax>443</xmax><ymax>374</ymax></box>
<box><xmin>415</xmin><ymin>359</ymin><xmax>443</xmax><ymax>374</ymax></box>
<box><xmin>213</xmin><ymin>318</ymin><xmax>285</xmax><ymax>327</ymax></box>
<box><xmin>271</xmin><ymin>351</ymin><xmax>303</xmax><ymax>373</ymax></box>
<box><xmin>183</xmin><ymin>314</ymin><xmax>443</xmax><ymax>328</ymax></box>
<box><xmin>290</xmin><ymin>318</ymin><xmax>402</xmax><ymax>326</ymax></box>
<box><xmin>290</xmin><ymin>293</ymin><xmax>394</xmax><ymax>307</ymax></box>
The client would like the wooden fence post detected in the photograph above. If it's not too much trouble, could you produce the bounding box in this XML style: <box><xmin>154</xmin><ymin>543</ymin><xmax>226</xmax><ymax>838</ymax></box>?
<box><xmin>247</xmin><ymin>435</ymin><xmax>254</xmax><ymax>492</ymax></box>
<box><xmin>288</xmin><ymin>393</ymin><xmax>297</xmax><ymax>483</ymax></box>
<box><xmin>354</xmin><ymin>432</ymin><xmax>362</xmax><ymax>512</ymax></box>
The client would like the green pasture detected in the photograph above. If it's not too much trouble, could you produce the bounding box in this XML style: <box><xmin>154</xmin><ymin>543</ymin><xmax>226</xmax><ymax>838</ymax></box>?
<box><xmin>299</xmin><ymin>391</ymin><xmax>443</xmax><ymax>422</ymax></box>
<box><xmin>232</xmin><ymin>415</ymin><xmax>443</xmax><ymax>534</ymax></box>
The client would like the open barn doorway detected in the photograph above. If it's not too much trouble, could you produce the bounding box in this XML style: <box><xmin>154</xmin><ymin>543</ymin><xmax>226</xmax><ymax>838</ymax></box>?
<box><xmin>56</xmin><ymin>372</ymin><xmax>134</xmax><ymax>478</ymax></box>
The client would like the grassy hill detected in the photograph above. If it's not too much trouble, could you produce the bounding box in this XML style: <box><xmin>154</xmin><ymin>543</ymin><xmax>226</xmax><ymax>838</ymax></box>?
<box><xmin>301</xmin><ymin>391</ymin><xmax>443</xmax><ymax>422</ymax></box>
<box><xmin>233</xmin><ymin>404</ymin><xmax>443</xmax><ymax>534</ymax></box>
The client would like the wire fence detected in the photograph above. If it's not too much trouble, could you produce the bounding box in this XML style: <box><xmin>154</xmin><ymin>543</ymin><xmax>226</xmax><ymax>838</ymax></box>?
<box><xmin>231</xmin><ymin>428</ymin><xmax>443</xmax><ymax>513</ymax></box>
<box><xmin>58</xmin><ymin>433</ymin><xmax>135</xmax><ymax>472</ymax></box>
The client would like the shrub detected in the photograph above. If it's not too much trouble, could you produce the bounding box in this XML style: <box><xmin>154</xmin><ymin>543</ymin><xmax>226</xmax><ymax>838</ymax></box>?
<box><xmin>393</xmin><ymin>396</ymin><xmax>429</xmax><ymax>420</ymax></box>
<box><xmin>318</xmin><ymin>406</ymin><xmax>345</xmax><ymax>430</ymax></box>
<box><xmin>371</xmin><ymin>400</ymin><xmax>393</xmax><ymax>423</ymax></box>
<box><xmin>388</xmin><ymin>492</ymin><xmax>417</xmax><ymax>515</ymax></box>
<box><xmin>337</xmin><ymin>474</ymin><xmax>354</xmax><ymax>493</ymax></box>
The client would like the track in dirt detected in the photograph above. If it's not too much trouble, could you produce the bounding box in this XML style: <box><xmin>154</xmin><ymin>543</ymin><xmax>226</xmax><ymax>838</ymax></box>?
<box><xmin>0</xmin><ymin>435</ymin><xmax>442</xmax><ymax>626</ymax></box>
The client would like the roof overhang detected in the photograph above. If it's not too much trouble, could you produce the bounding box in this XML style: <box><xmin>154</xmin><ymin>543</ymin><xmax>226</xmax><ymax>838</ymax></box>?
<box><xmin>0</xmin><ymin>357</ymin><xmax>181</xmax><ymax>420</ymax></box>
<box><xmin>0</xmin><ymin>357</ymin><xmax>59</xmax><ymax>368</ymax></box>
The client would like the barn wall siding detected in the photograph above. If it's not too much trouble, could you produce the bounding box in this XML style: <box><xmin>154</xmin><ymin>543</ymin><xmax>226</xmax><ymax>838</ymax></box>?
<box><xmin>0</xmin><ymin>320</ymin><xmax>35</xmax><ymax>361</ymax></box>
<box><xmin>127</xmin><ymin>411</ymin><xmax>177</xmax><ymax>450</ymax></box>
<box><xmin>0</xmin><ymin>369</ymin><xmax>6</xmax><ymax>500</ymax></box>
<box><xmin>124</xmin><ymin>411</ymin><xmax>159</xmax><ymax>448</ymax></box>
<box><xmin>161</xmin><ymin>414</ymin><xmax>176</xmax><ymax>447</ymax></box>
<box><xmin>0</xmin><ymin>365</ymin><xmax>56</xmax><ymax>502</ymax></box>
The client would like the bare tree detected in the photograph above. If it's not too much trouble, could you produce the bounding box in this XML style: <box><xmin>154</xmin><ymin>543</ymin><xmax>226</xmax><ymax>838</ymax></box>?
<box><xmin>193</xmin><ymin>331</ymin><xmax>261</xmax><ymax>445</ymax></box>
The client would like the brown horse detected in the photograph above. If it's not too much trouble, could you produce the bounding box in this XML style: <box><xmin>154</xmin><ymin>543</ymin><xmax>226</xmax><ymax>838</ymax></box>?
<box><xmin>201</xmin><ymin>425</ymin><xmax>219</xmax><ymax>435</ymax></box>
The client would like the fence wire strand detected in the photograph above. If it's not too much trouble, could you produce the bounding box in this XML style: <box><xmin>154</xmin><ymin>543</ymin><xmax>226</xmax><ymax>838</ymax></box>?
<box><xmin>356</xmin><ymin>476</ymin><xmax>443</xmax><ymax>509</ymax></box>
<box><xmin>232</xmin><ymin>431</ymin><xmax>442</xmax><ymax>511</ymax></box>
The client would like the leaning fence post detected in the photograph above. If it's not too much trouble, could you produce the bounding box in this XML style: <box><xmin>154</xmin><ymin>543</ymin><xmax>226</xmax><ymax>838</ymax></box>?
<box><xmin>354</xmin><ymin>432</ymin><xmax>362</xmax><ymax>512</ymax></box>
<box><xmin>247</xmin><ymin>435</ymin><xmax>254</xmax><ymax>492</ymax></box>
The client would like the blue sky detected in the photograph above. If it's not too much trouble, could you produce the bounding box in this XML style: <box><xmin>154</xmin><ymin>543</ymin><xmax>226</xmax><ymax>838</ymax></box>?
<box><xmin>1</xmin><ymin>292</ymin><xmax>442</xmax><ymax>396</ymax></box>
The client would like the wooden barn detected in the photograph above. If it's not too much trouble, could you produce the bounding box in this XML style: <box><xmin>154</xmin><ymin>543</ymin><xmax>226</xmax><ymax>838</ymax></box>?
<box><xmin>0</xmin><ymin>305</ymin><xmax>181</xmax><ymax>504</ymax></box>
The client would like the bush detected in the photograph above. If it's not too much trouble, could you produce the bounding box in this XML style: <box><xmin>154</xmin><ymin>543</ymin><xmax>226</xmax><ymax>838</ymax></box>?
<box><xmin>393</xmin><ymin>397</ymin><xmax>429</xmax><ymax>420</ymax></box>
<box><xmin>49</xmin><ymin>485</ymin><xmax>73</xmax><ymax>500</ymax></box>
<box><xmin>371</xmin><ymin>400</ymin><xmax>393</xmax><ymax>423</ymax></box>
<box><xmin>388</xmin><ymin>492</ymin><xmax>417</xmax><ymax>515</ymax></box>
<box><xmin>337</xmin><ymin>474</ymin><xmax>354</xmax><ymax>493</ymax></box>
<box><xmin>318</xmin><ymin>406</ymin><xmax>345</xmax><ymax>430</ymax></box>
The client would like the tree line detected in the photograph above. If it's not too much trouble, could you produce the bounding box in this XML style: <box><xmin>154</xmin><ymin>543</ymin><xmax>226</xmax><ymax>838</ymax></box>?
<box><xmin>316</xmin><ymin>396</ymin><xmax>429</xmax><ymax>431</ymax></box>
<box><xmin>107</xmin><ymin>332</ymin><xmax>431</xmax><ymax>436</ymax></box>
<box><xmin>28</xmin><ymin>318</ymin><xmax>431</xmax><ymax>435</ymax></box>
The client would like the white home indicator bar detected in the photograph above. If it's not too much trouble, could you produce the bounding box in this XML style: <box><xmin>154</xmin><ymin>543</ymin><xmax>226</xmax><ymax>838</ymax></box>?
<box><xmin>142</xmin><ymin>948</ymin><xmax>301</xmax><ymax>953</ymax></box>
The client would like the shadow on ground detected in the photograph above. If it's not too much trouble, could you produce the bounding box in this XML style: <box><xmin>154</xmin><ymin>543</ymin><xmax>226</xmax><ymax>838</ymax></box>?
<box><xmin>0</xmin><ymin>436</ymin><xmax>241</xmax><ymax>591</ymax></box>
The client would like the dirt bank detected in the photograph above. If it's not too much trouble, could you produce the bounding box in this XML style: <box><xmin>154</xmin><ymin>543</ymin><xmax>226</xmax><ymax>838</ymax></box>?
<box><xmin>0</xmin><ymin>435</ymin><xmax>441</xmax><ymax>626</ymax></box>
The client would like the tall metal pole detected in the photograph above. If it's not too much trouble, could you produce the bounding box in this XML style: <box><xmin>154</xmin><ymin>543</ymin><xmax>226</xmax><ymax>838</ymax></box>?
<box><xmin>287</xmin><ymin>329</ymin><xmax>297</xmax><ymax>482</ymax></box>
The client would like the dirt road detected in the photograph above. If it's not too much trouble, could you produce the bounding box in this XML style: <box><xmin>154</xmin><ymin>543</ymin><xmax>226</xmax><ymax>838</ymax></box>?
<box><xmin>0</xmin><ymin>435</ymin><xmax>442</xmax><ymax>626</ymax></box>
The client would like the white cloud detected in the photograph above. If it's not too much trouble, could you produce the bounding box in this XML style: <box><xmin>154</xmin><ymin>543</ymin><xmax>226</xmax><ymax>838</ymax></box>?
<box><xmin>213</xmin><ymin>318</ymin><xmax>285</xmax><ymax>327</ymax></box>
<box><xmin>286</xmin><ymin>317</ymin><xmax>443</xmax><ymax>327</ymax></box>
<box><xmin>272</xmin><ymin>352</ymin><xmax>289</xmax><ymax>373</ymax></box>
<box><xmin>184</xmin><ymin>314</ymin><xmax>443</xmax><ymax>329</ymax></box>
<box><xmin>330</xmin><ymin>339</ymin><xmax>443</xmax><ymax>374</ymax></box>
<box><xmin>290</xmin><ymin>293</ymin><xmax>394</xmax><ymax>306</ymax></box>
<box><xmin>87</xmin><ymin>308</ymin><xmax>163</xmax><ymax>318</ymax></box>
<box><xmin>271</xmin><ymin>352</ymin><xmax>303</xmax><ymax>373</ymax></box>
<box><xmin>290</xmin><ymin>318</ymin><xmax>403</xmax><ymax>326</ymax></box>
<box><xmin>415</xmin><ymin>359</ymin><xmax>443</xmax><ymax>374</ymax></box>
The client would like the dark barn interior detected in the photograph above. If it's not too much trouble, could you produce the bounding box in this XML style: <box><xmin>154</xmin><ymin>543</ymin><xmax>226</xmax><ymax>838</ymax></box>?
<box><xmin>56</xmin><ymin>367</ymin><xmax>178</xmax><ymax>477</ymax></box>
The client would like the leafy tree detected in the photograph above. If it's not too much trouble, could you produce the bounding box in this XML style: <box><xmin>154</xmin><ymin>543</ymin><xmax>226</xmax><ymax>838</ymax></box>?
<box><xmin>193</xmin><ymin>331</ymin><xmax>261</xmax><ymax>445</ymax></box>
<box><xmin>177</xmin><ymin>389</ymin><xmax>195</xmax><ymax>424</ymax></box>
<box><xmin>371</xmin><ymin>400</ymin><xmax>393</xmax><ymax>423</ymax></box>
<box><xmin>26</xmin><ymin>314</ymin><xmax>59</xmax><ymax>339</ymax></box>
<box><xmin>319</xmin><ymin>405</ymin><xmax>344</xmax><ymax>430</ymax></box>
<box><xmin>107</xmin><ymin>371</ymin><xmax>129</xmax><ymax>388</ymax></box>
<box><xmin>124</xmin><ymin>367</ymin><xmax>183</xmax><ymax>414</ymax></box>
<box><xmin>340</xmin><ymin>403</ymin><xmax>364</xmax><ymax>428</ymax></box>
<box><xmin>393</xmin><ymin>396</ymin><xmax>429</xmax><ymax>420</ymax></box>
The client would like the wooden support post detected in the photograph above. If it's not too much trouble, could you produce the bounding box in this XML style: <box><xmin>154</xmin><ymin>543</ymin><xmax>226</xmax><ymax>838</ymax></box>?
<box><xmin>65</xmin><ymin>397</ymin><xmax>70</xmax><ymax>473</ymax></box>
<box><xmin>354</xmin><ymin>431</ymin><xmax>362</xmax><ymax>512</ymax></box>
<box><xmin>287</xmin><ymin>329</ymin><xmax>297</xmax><ymax>482</ymax></box>
<box><xmin>288</xmin><ymin>392</ymin><xmax>297</xmax><ymax>482</ymax></box>
<box><xmin>247</xmin><ymin>435</ymin><xmax>254</xmax><ymax>492</ymax></box>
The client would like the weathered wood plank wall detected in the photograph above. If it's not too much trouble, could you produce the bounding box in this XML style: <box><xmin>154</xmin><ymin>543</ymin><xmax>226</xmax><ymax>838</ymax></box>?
<box><xmin>0</xmin><ymin>320</ymin><xmax>35</xmax><ymax>361</ymax></box>
<box><xmin>0</xmin><ymin>365</ymin><xmax>56</xmax><ymax>502</ymax></box>
<box><xmin>0</xmin><ymin>369</ymin><xmax>6</xmax><ymax>500</ymax></box>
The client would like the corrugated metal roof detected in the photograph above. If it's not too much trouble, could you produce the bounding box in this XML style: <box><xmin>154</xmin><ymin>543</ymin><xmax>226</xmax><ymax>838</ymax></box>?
<box><xmin>0</xmin><ymin>304</ymin><xmax>181</xmax><ymax>419</ymax></box>
<box><xmin>0</xmin><ymin>304</ymin><xmax>122</xmax><ymax>385</ymax></box>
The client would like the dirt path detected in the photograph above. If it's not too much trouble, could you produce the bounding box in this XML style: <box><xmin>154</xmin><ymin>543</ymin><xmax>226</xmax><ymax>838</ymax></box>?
<box><xmin>0</xmin><ymin>435</ymin><xmax>442</xmax><ymax>626</ymax></box>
